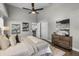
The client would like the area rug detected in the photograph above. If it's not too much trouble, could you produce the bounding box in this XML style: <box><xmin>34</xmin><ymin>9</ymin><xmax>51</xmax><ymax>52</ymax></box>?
<box><xmin>50</xmin><ymin>46</ymin><xmax>65</xmax><ymax>56</ymax></box>
<box><xmin>34</xmin><ymin>46</ymin><xmax>65</xmax><ymax>56</ymax></box>
<box><xmin>38</xmin><ymin>46</ymin><xmax>65</xmax><ymax>56</ymax></box>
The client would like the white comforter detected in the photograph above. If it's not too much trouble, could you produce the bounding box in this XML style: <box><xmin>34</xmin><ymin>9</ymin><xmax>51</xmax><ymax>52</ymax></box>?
<box><xmin>0</xmin><ymin>36</ymin><xmax>49</xmax><ymax>56</ymax></box>
<box><xmin>0</xmin><ymin>42</ymin><xmax>36</xmax><ymax>56</ymax></box>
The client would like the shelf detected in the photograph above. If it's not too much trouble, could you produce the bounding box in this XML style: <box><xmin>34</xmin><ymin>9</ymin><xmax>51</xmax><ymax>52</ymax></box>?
<box><xmin>60</xmin><ymin>29</ymin><xmax>69</xmax><ymax>31</ymax></box>
<box><xmin>56</xmin><ymin>19</ymin><xmax>70</xmax><ymax>36</ymax></box>
<box><xmin>56</xmin><ymin>19</ymin><xmax>70</xmax><ymax>24</ymax></box>
<box><xmin>57</xmin><ymin>28</ymin><xmax>70</xmax><ymax>30</ymax></box>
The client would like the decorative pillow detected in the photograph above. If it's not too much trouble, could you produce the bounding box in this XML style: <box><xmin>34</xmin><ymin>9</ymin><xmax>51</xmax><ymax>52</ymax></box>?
<box><xmin>9</xmin><ymin>35</ymin><xmax>16</xmax><ymax>46</ymax></box>
<box><xmin>17</xmin><ymin>35</ymin><xmax>23</xmax><ymax>42</ymax></box>
<box><xmin>5</xmin><ymin>34</ymin><xmax>9</xmax><ymax>39</ymax></box>
<box><xmin>15</xmin><ymin>34</ymin><xmax>20</xmax><ymax>43</ymax></box>
<box><xmin>0</xmin><ymin>35</ymin><xmax>10</xmax><ymax>50</ymax></box>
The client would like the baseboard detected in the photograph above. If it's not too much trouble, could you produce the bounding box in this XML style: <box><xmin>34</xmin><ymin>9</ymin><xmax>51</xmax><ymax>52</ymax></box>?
<box><xmin>72</xmin><ymin>48</ymin><xmax>79</xmax><ymax>52</ymax></box>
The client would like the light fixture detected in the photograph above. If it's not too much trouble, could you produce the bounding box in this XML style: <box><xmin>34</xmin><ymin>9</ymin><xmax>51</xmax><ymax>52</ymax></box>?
<box><xmin>31</xmin><ymin>11</ymin><xmax>36</xmax><ymax>14</ymax></box>
<box><xmin>3</xmin><ymin>26</ymin><xmax>9</xmax><ymax>35</ymax></box>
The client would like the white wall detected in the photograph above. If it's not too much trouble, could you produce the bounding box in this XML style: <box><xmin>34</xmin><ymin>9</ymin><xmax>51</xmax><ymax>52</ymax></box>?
<box><xmin>37</xmin><ymin>3</ymin><xmax>79</xmax><ymax>51</ymax></box>
<box><xmin>0</xmin><ymin>3</ymin><xmax>8</xmax><ymax>17</ymax></box>
<box><xmin>4</xmin><ymin>4</ymin><xmax>36</xmax><ymax>36</ymax></box>
<box><xmin>70</xmin><ymin>9</ymin><xmax>79</xmax><ymax>51</ymax></box>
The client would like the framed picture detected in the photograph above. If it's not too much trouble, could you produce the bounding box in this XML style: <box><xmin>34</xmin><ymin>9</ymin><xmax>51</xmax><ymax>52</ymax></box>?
<box><xmin>22</xmin><ymin>22</ymin><xmax>29</xmax><ymax>31</ymax></box>
<box><xmin>11</xmin><ymin>24</ymin><xmax>21</xmax><ymax>34</ymax></box>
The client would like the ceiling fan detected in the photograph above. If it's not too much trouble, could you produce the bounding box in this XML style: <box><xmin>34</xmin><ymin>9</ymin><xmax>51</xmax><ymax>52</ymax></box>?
<box><xmin>23</xmin><ymin>3</ymin><xmax>44</xmax><ymax>14</ymax></box>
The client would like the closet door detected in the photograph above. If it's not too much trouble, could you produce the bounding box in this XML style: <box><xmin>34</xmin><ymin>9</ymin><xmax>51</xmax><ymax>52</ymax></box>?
<box><xmin>36</xmin><ymin>23</ymin><xmax>41</xmax><ymax>38</ymax></box>
<box><xmin>41</xmin><ymin>22</ymin><xmax>48</xmax><ymax>40</ymax></box>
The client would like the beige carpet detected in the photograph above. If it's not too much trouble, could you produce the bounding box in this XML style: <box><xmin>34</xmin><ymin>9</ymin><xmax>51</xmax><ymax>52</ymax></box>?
<box><xmin>50</xmin><ymin>46</ymin><xmax>65</xmax><ymax>56</ymax></box>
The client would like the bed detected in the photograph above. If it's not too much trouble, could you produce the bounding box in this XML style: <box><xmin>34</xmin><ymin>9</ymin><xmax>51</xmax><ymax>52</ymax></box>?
<box><xmin>0</xmin><ymin>36</ymin><xmax>53</xmax><ymax>56</ymax></box>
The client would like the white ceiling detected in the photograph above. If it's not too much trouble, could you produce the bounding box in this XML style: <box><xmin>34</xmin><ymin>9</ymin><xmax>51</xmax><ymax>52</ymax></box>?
<box><xmin>8</xmin><ymin>3</ymin><xmax>79</xmax><ymax>9</ymax></box>
<box><xmin>8</xmin><ymin>3</ymin><xmax>79</xmax><ymax>11</ymax></box>
<box><xmin>8</xmin><ymin>3</ymin><xmax>51</xmax><ymax>9</ymax></box>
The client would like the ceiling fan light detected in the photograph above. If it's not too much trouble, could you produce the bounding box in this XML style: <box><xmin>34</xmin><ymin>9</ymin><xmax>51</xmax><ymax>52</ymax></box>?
<box><xmin>32</xmin><ymin>11</ymin><xmax>36</xmax><ymax>14</ymax></box>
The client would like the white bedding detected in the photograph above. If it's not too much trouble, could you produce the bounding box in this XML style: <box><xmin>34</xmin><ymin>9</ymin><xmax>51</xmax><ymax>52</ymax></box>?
<box><xmin>0</xmin><ymin>36</ymin><xmax>50</xmax><ymax>56</ymax></box>
<box><xmin>26</xmin><ymin>36</ymin><xmax>49</xmax><ymax>51</ymax></box>
<box><xmin>0</xmin><ymin>42</ymin><xmax>36</xmax><ymax>56</ymax></box>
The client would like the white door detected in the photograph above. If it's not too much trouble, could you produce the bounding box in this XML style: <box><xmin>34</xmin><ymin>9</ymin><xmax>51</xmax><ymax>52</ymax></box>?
<box><xmin>41</xmin><ymin>22</ymin><xmax>48</xmax><ymax>40</ymax></box>
<box><xmin>36</xmin><ymin>23</ymin><xmax>41</xmax><ymax>38</ymax></box>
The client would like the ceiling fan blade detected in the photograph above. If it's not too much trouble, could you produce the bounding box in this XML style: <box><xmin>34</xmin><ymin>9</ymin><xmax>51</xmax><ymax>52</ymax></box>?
<box><xmin>35</xmin><ymin>8</ymin><xmax>44</xmax><ymax>11</ymax></box>
<box><xmin>36</xmin><ymin>12</ymin><xmax>39</xmax><ymax>14</ymax></box>
<box><xmin>29</xmin><ymin>12</ymin><xmax>32</xmax><ymax>14</ymax></box>
<box><xmin>23</xmin><ymin>7</ymin><xmax>31</xmax><ymax>11</ymax></box>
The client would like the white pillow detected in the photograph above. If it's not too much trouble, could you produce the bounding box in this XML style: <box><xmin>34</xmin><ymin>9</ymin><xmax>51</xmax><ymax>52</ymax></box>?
<box><xmin>0</xmin><ymin>35</ymin><xmax>10</xmax><ymax>50</ymax></box>
<box><xmin>9</xmin><ymin>35</ymin><xmax>16</xmax><ymax>46</ymax></box>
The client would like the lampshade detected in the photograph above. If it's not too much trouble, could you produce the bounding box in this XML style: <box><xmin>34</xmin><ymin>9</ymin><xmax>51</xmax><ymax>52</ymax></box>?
<box><xmin>3</xmin><ymin>27</ymin><xmax>9</xmax><ymax>31</ymax></box>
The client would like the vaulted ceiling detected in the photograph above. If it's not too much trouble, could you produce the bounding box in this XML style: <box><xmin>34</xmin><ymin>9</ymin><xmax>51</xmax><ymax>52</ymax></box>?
<box><xmin>8</xmin><ymin>3</ymin><xmax>51</xmax><ymax>9</ymax></box>
<box><xmin>8</xmin><ymin>3</ymin><xmax>79</xmax><ymax>11</ymax></box>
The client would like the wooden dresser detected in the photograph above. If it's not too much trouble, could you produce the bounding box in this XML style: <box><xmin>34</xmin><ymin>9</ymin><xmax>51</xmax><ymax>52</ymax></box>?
<box><xmin>52</xmin><ymin>33</ymin><xmax>72</xmax><ymax>50</ymax></box>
